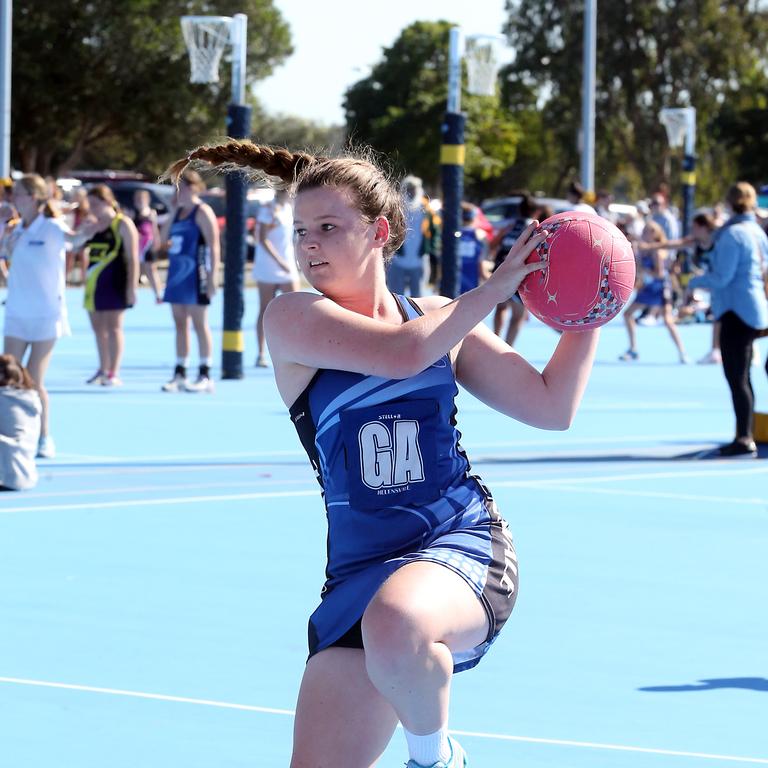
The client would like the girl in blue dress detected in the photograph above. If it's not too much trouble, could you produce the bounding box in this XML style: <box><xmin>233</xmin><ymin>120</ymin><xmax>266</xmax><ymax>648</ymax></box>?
<box><xmin>619</xmin><ymin>219</ymin><xmax>689</xmax><ymax>363</ymax></box>
<box><xmin>161</xmin><ymin>170</ymin><xmax>220</xmax><ymax>393</ymax></box>
<box><xmin>166</xmin><ymin>141</ymin><xmax>600</xmax><ymax>768</ymax></box>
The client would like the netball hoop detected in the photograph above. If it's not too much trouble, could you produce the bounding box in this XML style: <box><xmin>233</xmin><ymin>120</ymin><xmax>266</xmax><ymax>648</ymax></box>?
<box><xmin>181</xmin><ymin>16</ymin><xmax>232</xmax><ymax>84</ymax></box>
<box><xmin>465</xmin><ymin>34</ymin><xmax>505</xmax><ymax>96</ymax></box>
<box><xmin>181</xmin><ymin>14</ymin><xmax>247</xmax><ymax>103</ymax></box>
<box><xmin>659</xmin><ymin>108</ymin><xmax>690</xmax><ymax>149</ymax></box>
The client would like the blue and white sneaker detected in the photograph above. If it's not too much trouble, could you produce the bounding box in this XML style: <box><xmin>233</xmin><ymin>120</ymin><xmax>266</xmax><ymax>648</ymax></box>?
<box><xmin>406</xmin><ymin>736</ymin><xmax>467</xmax><ymax>768</ymax></box>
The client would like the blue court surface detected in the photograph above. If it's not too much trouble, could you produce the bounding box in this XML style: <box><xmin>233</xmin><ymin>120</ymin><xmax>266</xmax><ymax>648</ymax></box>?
<box><xmin>2</xmin><ymin>286</ymin><xmax>767</xmax><ymax>768</ymax></box>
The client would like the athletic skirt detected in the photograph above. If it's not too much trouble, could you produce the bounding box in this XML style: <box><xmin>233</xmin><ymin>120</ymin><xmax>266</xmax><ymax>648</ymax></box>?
<box><xmin>4</xmin><ymin>313</ymin><xmax>71</xmax><ymax>342</ymax></box>
<box><xmin>635</xmin><ymin>277</ymin><xmax>671</xmax><ymax>307</ymax></box>
<box><xmin>307</xmin><ymin>496</ymin><xmax>518</xmax><ymax>673</ymax></box>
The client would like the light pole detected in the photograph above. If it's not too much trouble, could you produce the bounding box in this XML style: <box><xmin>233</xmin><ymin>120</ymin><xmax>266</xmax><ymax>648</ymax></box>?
<box><xmin>660</xmin><ymin>107</ymin><xmax>696</xmax><ymax>236</ymax></box>
<box><xmin>439</xmin><ymin>28</ymin><xmax>465</xmax><ymax>299</ymax></box>
<box><xmin>440</xmin><ymin>29</ymin><xmax>503</xmax><ymax>298</ymax></box>
<box><xmin>581</xmin><ymin>0</ymin><xmax>596</xmax><ymax>195</ymax></box>
<box><xmin>0</xmin><ymin>0</ymin><xmax>11</xmax><ymax>179</ymax></box>
<box><xmin>181</xmin><ymin>14</ymin><xmax>251</xmax><ymax>378</ymax></box>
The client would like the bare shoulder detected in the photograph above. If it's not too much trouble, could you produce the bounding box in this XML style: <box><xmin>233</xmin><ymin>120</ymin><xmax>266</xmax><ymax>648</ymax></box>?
<box><xmin>119</xmin><ymin>215</ymin><xmax>138</xmax><ymax>236</ymax></box>
<box><xmin>264</xmin><ymin>290</ymin><xmax>323</xmax><ymax>332</ymax></box>
<box><xmin>196</xmin><ymin>202</ymin><xmax>219</xmax><ymax>228</ymax></box>
<box><xmin>265</xmin><ymin>289</ymin><xmax>323</xmax><ymax>315</ymax></box>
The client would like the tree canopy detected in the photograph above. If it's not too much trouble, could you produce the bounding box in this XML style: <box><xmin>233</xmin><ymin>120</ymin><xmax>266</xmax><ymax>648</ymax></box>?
<box><xmin>343</xmin><ymin>21</ymin><xmax>521</xmax><ymax>192</ymax></box>
<box><xmin>11</xmin><ymin>0</ymin><xmax>292</xmax><ymax>176</ymax></box>
<box><xmin>502</xmin><ymin>0</ymin><xmax>768</xmax><ymax>200</ymax></box>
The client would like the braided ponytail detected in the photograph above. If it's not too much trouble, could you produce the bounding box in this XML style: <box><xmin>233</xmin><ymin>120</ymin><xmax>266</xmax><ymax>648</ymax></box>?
<box><xmin>163</xmin><ymin>139</ymin><xmax>406</xmax><ymax>257</ymax></box>
<box><xmin>162</xmin><ymin>139</ymin><xmax>320</xmax><ymax>186</ymax></box>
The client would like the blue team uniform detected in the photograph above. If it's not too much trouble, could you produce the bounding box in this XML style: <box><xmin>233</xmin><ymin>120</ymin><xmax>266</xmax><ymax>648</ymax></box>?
<box><xmin>457</xmin><ymin>227</ymin><xmax>485</xmax><ymax>294</ymax></box>
<box><xmin>635</xmin><ymin>253</ymin><xmax>671</xmax><ymax>306</ymax></box>
<box><xmin>163</xmin><ymin>206</ymin><xmax>210</xmax><ymax>305</ymax></box>
<box><xmin>289</xmin><ymin>294</ymin><xmax>518</xmax><ymax>672</ymax></box>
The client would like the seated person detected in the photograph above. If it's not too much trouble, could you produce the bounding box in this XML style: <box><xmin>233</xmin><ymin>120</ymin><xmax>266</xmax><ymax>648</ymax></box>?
<box><xmin>0</xmin><ymin>354</ymin><xmax>42</xmax><ymax>491</ymax></box>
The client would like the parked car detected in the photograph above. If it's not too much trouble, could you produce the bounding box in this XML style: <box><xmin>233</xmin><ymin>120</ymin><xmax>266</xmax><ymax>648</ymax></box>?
<box><xmin>82</xmin><ymin>179</ymin><xmax>175</xmax><ymax>227</ymax></box>
<box><xmin>480</xmin><ymin>195</ymin><xmax>572</xmax><ymax>235</ymax></box>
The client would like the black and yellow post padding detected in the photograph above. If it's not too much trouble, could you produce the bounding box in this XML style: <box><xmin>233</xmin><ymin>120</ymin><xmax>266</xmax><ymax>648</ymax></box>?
<box><xmin>439</xmin><ymin>112</ymin><xmax>466</xmax><ymax>298</ymax></box>
<box><xmin>222</xmin><ymin>330</ymin><xmax>245</xmax><ymax>353</ymax></box>
<box><xmin>440</xmin><ymin>145</ymin><xmax>466</xmax><ymax>166</ymax></box>
<box><xmin>221</xmin><ymin>103</ymin><xmax>252</xmax><ymax>380</ymax></box>
<box><xmin>681</xmin><ymin>153</ymin><xmax>697</xmax><ymax>236</ymax></box>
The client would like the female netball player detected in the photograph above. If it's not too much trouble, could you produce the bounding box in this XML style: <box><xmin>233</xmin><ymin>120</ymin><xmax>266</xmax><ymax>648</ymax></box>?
<box><xmin>81</xmin><ymin>185</ymin><xmax>139</xmax><ymax>387</ymax></box>
<box><xmin>161</xmin><ymin>170</ymin><xmax>219</xmax><ymax>393</ymax></box>
<box><xmin>166</xmin><ymin>141</ymin><xmax>599</xmax><ymax>768</ymax></box>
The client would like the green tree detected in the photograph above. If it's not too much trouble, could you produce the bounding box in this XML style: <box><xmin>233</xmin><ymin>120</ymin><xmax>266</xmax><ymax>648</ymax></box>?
<box><xmin>502</xmin><ymin>0</ymin><xmax>768</xmax><ymax>202</ymax></box>
<box><xmin>250</xmin><ymin>106</ymin><xmax>346</xmax><ymax>154</ymax></box>
<box><xmin>11</xmin><ymin>0</ymin><xmax>292</xmax><ymax>176</ymax></box>
<box><xmin>343</xmin><ymin>21</ymin><xmax>521</xmax><ymax>192</ymax></box>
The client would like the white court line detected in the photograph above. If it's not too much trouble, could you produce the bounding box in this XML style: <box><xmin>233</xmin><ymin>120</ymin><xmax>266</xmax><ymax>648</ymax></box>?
<box><xmin>4</xmin><ymin>466</ymin><xmax>766</xmax><ymax>514</ymax></box>
<box><xmin>504</xmin><ymin>483</ymin><xmax>768</xmax><ymax>507</ymax></box>
<box><xmin>19</xmin><ymin>477</ymin><xmax>313</xmax><ymax>500</ymax></box>
<box><xmin>45</xmin><ymin>464</ymin><xmax>300</xmax><ymax>479</ymax></box>
<box><xmin>493</xmin><ymin>465</ymin><xmax>768</xmax><ymax>487</ymax></box>
<box><xmin>53</xmin><ymin>449</ymin><xmax>306</xmax><ymax>462</ymax></box>
<box><xmin>0</xmin><ymin>677</ymin><xmax>765</xmax><ymax>765</ymax></box>
<box><xmin>0</xmin><ymin>489</ymin><xmax>318</xmax><ymax>514</ymax></box>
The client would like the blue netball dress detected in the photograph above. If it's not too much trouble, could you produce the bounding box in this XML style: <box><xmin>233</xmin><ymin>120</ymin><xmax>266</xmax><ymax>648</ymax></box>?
<box><xmin>635</xmin><ymin>253</ymin><xmax>671</xmax><ymax>306</ymax></box>
<box><xmin>163</xmin><ymin>206</ymin><xmax>210</xmax><ymax>305</ymax></box>
<box><xmin>289</xmin><ymin>295</ymin><xmax>518</xmax><ymax>672</ymax></box>
<box><xmin>457</xmin><ymin>226</ymin><xmax>485</xmax><ymax>294</ymax></box>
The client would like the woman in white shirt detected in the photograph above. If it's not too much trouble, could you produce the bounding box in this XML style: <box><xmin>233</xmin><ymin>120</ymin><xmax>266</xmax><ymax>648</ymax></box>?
<box><xmin>252</xmin><ymin>189</ymin><xmax>299</xmax><ymax>367</ymax></box>
<box><xmin>0</xmin><ymin>174</ymin><xmax>70</xmax><ymax>459</ymax></box>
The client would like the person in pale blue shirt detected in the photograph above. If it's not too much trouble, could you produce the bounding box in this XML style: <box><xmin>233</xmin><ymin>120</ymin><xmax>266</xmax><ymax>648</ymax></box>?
<box><xmin>386</xmin><ymin>176</ymin><xmax>439</xmax><ymax>297</ymax></box>
<box><xmin>688</xmin><ymin>182</ymin><xmax>768</xmax><ymax>457</ymax></box>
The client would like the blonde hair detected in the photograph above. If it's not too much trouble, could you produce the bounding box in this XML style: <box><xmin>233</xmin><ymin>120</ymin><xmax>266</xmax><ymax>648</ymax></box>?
<box><xmin>15</xmin><ymin>174</ymin><xmax>59</xmax><ymax>218</ymax></box>
<box><xmin>726</xmin><ymin>182</ymin><xmax>757</xmax><ymax>215</ymax></box>
<box><xmin>87</xmin><ymin>184</ymin><xmax>119</xmax><ymax>211</ymax></box>
<box><xmin>0</xmin><ymin>354</ymin><xmax>36</xmax><ymax>389</ymax></box>
<box><xmin>164</xmin><ymin>140</ymin><xmax>406</xmax><ymax>257</ymax></box>
<box><xmin>643</xmin><ymin>219</ymin><xmax>666</xmax><ymax>243</ymax></box>
<box><xmin>179</xmin><ymin>169</ymin><xmax>206</xmax><ymax>192</ymax></box>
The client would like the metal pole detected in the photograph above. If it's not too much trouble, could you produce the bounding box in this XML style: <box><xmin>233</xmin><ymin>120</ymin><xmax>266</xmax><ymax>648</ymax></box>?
<box><xmin>230</xmin><ymin>13</ymin><xmax>247</xmax><ymax>106</ymax></box>
<box><xmin>447</xmin><ymin>27</ymin><xmax>462</xmax><ymax>114</ymax></box>
<box><xmin>680</xmin><ymin>107</ymin><xmax>696</xmax><ymax>236</ymax></box>
<box><xmin>580</xmin><ymin>0</ymin><xmax>596</xmax><ymax>195</ymax></box>
<box><xmin>0</xmin><ymin>0</ymin><xmax>11</xmax><ymax>178</ymax></box>
<box><xmin>440</xmin><ymin>27</ymin><xmax>464</xmax><ymax>299</ymax></box>
<box><xmin>221</xmin><ymin>14</ymin><xmax>251</xmax><ymax>379</ymax></box>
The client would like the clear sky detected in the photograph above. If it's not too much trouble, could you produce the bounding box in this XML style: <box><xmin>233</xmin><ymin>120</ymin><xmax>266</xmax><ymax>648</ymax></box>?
<box><xmin>252</xmin><ymin>0</ymin><xmax>509</xmax><ymax>126</ymax></box>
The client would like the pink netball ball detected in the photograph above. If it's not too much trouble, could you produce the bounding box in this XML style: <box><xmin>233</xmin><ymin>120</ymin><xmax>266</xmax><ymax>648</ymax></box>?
<box><xmin>519</xmin><ymin>211</ymin><xmax>636</xmax><ymax>331</ymax></box>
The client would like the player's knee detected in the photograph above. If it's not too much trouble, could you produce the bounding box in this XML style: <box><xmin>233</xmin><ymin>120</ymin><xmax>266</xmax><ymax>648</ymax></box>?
<box><xmin>361</xmin><ymin>598</ymin><xmax>425</xmax><ymax>672</ymax></box>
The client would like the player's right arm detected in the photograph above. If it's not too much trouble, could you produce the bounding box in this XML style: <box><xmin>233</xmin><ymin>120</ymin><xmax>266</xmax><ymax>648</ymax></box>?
<box><xmin>265</xmin><ymin>222</ymin><xmax>548</xmax><ymax>380</ymax></box>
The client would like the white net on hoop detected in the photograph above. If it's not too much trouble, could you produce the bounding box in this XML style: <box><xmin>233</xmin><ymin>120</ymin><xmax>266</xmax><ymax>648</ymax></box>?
<box><xmin>181</xmin><ymin>16</ymin><xmax>232</xmax><ymax>84</ymax></box>
<box><xmin>465</xmin><ymin>35</ymin><xmax>504</xmax><ymax>96</ymax></box>
<box><xmin>659</xmin><ymin>109</ymin><xmax>689</xmax><ymax>149</ymax></box>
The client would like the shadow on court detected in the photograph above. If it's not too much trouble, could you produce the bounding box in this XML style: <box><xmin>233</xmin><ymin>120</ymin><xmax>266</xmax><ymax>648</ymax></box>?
<box><xmin>639</xmin><ymin>677</ymin><xmax>768</xmax><ymax>693</ymax></box>
<box><xmin>475</xmin><ymin>446</ymin><xmax>768</xmax><ymax>463</ymax></box>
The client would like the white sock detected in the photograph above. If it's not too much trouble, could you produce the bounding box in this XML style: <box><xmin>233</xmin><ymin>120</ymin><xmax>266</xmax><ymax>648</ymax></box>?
<box><xmin>176</xmin><ymin>357</ymin><xmax>188</xmax><ymax>368</ymax></box>
<box><xmin>403</xmin><ymin>725</ymin><xmax>452</xmax><ymax>766</ymax></box>
<box><xmin>201</xmin><ymin>356</ymin><xmax>212</xmax><ymax>367</ymax></box>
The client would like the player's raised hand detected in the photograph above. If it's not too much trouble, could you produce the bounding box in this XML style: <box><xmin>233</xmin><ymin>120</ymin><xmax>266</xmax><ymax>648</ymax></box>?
<box><xmin>488</xmin><ymin>220</ymin><xmax>548</xmax><ymax>299</ymax></box>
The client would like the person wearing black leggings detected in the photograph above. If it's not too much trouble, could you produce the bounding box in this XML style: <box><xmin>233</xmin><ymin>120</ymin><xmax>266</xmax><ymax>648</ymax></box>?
<box><xmin>719</xmin><ymin>311</ymin><xmax>760</xmax><ymax>449</ymax></box>
<box><xmin>689</xmin><ymin>182</ymin><xmax>768</xmax><ymax>458</ymax></box>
